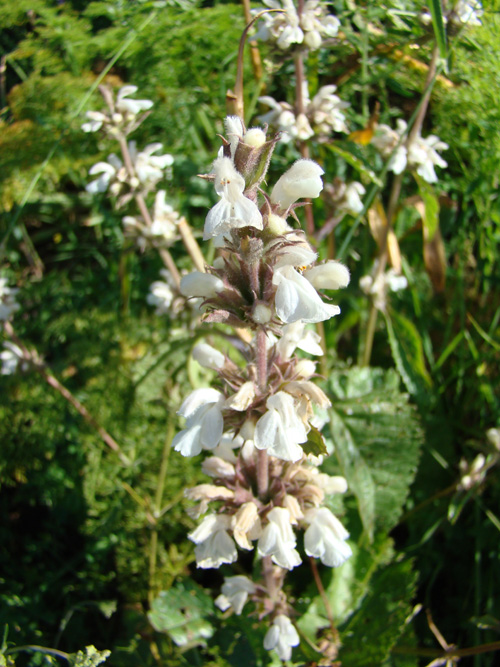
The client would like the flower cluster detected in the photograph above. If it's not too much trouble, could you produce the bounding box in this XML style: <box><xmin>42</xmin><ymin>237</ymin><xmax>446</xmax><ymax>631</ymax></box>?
<box><xmin>173</xmin><ymin>116</ymin><xmax>351</xmax><ymax>660</ymax></box>
<box><xmin>82</xmin><ymin>85</ymin><xmax>153</xmax><ymax>136</ymax></box>
<box><xmin>1</xmin><ymin>341</ymin><xmax>28</xmax><ymax>375</ymax></box>
<box><xmin>123</xmin><ymin>190</ymin><xmax>180</xmax><ymax>251</ymax></box>
<box><xmin>258</xmin><ymin>84</ymin><xmax>349</xmax><ymax>143</ymax></box>
<box><xmin>372</xmin><ymin>119</ymin><xmax>448</xmax><ymax>183</ymax></box>
<box><xmin>360</xmin><ymin>263</ymin><xmax>408</xmax><ymax>312</ymax></box>
<box><xmin>254</xmin><ymin>0</ymin><xmax>340</xmax><ymax>51</ymax></box>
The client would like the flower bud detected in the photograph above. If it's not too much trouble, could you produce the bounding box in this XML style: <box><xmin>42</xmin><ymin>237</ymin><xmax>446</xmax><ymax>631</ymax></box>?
<box><xmin>294</xmin><ymin>359</ymin><xmax>316</xmax><ymax>378</ymax></box>
<box><xmin>266</xmin><ymin>213</ymin><xmax>290</xmax><ymax>236</ymax></box>
<box><xmin>271</xmin><ymin>159</ymin><xmax>324</xmax><ymax>210</ymax></box>
<box><xmin>243</xmin><ymin>128</ymin><xmax>267</xmax><ymax>148</ymax></box>
<box><xmin>303</xmin><ymin>261</ymin><xmax>350</xmax><ymax>290</ymax></box>
<box><xmin>252</xmin><ymin>303</ymin><xmax>272</xmax><ymax>324</ymax></box>
<box><xmin>240</xmin><ymin>419</ymin><xmax>256</xmax><ymax>441</ymax></box>
<box><xmin>180</xmin><ymin>272</ymin><xmax>224</xmax><ymax>298</ymax></box>
<box><xmin>192</xmin><ymin>342</ymin><xmax>225</xmax><ymax>370</ymax></box>
<box><xmin>225</xmin><ymin>381</ymin><xmax>256</xmax><ymax>411</ymax></box>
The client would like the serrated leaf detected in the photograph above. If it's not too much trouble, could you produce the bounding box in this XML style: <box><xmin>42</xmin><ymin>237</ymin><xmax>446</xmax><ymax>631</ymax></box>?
<box><xmin>327</xmin><ymin>367</ymin><xmax>423</xmax><ymax>535</ymax></box>
<box><xmin>148</xmin><ymin>581</ymin><xmax>214</xmax><ymax>647</ymax></box>
<box><xmin>338</xmin><ymin>558</ymin><xmax>417</xmax><ymax>666</ymax></box>
<box><xmin>303</xmin><ymin>424</ymin><xmax>328</xmax><ymax>457</ymax></box>
<box><xmin>384</xmin><ymin>310</ymin><xmax>433</xmax><ymax>401</ymax></box>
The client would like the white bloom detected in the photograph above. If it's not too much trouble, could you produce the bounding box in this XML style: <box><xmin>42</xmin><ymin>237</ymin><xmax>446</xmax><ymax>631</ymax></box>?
<box><xmin>255</xmin><ymin>391</ymin><xmax>307</xmax><ymax>462</ymax></box>
<box><xmin>337</xmin><ymin>182</ymin><xmax>366</xmax><ymax>215</ymax></box>
<box><xmin>231</xmin><ymin>501</ymin><xmax>262</xmax><ymax>549</ymax></box>
<box><xmin>225</xmin><ymin>381</ymin><xmax>256</xmax><ymax>411</ymax></box>
<box><xmin>452</xmin><ymin>0</ymin><xmax>483</xmax><ymax>26</ymax></box>
<box><xmin>224</xmin><ymin>116</ymin><xmax>244</xmax><ymax>157</ymax></box>
<box><xmin>180</xmin><ymin>272</ymin><xmax>224</xmax><ymax>298</ymax></box>
<box><xmin>189</xmin><ymin>514</ymin><xmax>237</xmax><ymax>569</ymax></box>
<box><xmin>271</xmin><ymin>159</ymin><xmax>324</xmax><ymax>210</ymax></box>
<box><xmin>115</xmin><ymin>85</ymin><xmax>154</xmax><ymax>116</ymax></box>
<box><xmin>0</xmin><ymin>278</ymin><xmax>20</xmax><ymax>321</ymax></box>
<box><xmin>131</xmin><ymin>142</ymin><xmax>174</xmax><ymax>186</ymax></box>
<box><xmin>192</xmin><ymin>342</ymin><xmax>225</xmax><ymax>370</ymax></box>
<box><xmin>263</xmin><ymin>615</ymin><xmax>300</xmax><ymax>661</ymax></box>
<box><xmin>149</xmin><ymin>190</ymin><xmax>179</xmax><ymax>242</ymax></box>
<box><xmin>172</xmin><ymin>388</ymin><xmax>225</xmax><ymax>456</ymax></box>
<box><xmin>147</xmin><ymin>276</ymin><xmax>174</xmax><ymax>315</ymax></box>
<box><xmin>215</xmin><ymin>575</ymin><xmax>256</xmax><ymax>615</ymax></box>
<box><xmin>303</xmin><ymin>260</ymin><xmax>350</xmax><ymax>290</ymax></box>
<box><xmin>276</xmin><ymin>322</ymin><xmax>324</xmax><ymax>359</ymax></box>
<box><xmin>372</xmin><ymin>121</ymin><xmax>408</xmax><ymax>174</ymax></box>
<box><xmin>304</xmin><ymin>507</ymin><xmax>352</xmax><ymax>567</ymax></box>
<box><xmin>81</xmin><ymin>110</ymin><xmax>107</xmax><ymax>133</ymax></box>
<box><xmin>273</xmin><ymin>265</ymin><xmax>341</xmax><ymax>324</ymax></box>
<box><xmin>202</xmin><ymin>456</ymin><xmax>236</xmax><ymax>479</ymax></box>
<box><xmin>258</xmin><ymin>507</ymin><xmax>301</xmax><ymax>569</ymax></box>
<box><xmin>408</xmin><ymin>134</ymin><xmax>448</xmax><ymax>184</ymax></box>
<box><xmin>1</xmin><ymin>342</ymin><xmax>26</xmax><ymax>375</ymax></box>
<box><xmin>309</xmin><ymin>85</ymin><xmax>349</xmax><ymax>136</ymax></box>
<box><xmin>86</xmin><ymin>155</ymin><xmax>123</xmax><ymax>194</ymax></box>
<box><xmin>204</xmin><ymin>157</ymin><xmax>263</xmax><ymax>239</ymax></box>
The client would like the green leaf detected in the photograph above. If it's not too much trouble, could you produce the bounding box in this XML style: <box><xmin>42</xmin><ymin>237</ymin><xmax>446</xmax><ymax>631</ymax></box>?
<box><xmin>427</xmin><ymin>0</ymin><xmax>447</xmax><ymax>60</ymax></box>
<box><xmin>415</xmin><ymin>174</ymin><xmax>440</xmax><ymax>240</ymax></box>
<box><xmin>68</xmin><ymin>646</ymin><xmax>111</xmax><ymax>667</ymax></box>
<box><xmin>384</xmin><ymin>310</ymin><xmax>433</xmax><ymax>402</ymax></box>
<box><xmin>148</xmin><ymin>580</ymin><xmax>215</xmax><ymax>647</ymax></box>
<box><xmin>303</xmin><ymin>424</ymin><xmax>328</xmax><ymax>457</ymax></box>
<box><xmin>327</xmin><ymin>367</ymin><xmax>423</xmax><ymax>536</ymax></box>
<box><xmin>338</xmin><ymin>558</ymin><xmax>418</xmax><ymax>666</ymax></box>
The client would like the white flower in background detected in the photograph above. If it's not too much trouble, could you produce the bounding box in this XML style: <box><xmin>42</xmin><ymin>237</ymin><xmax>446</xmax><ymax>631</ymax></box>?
<box><xmin>360</xmin><ymin>267</ymin><xmax>407</xmax><ymax>312</ymax></box>
<box><xmin>263</xmin><ymin>614</ymin><xmax>300</xmax><ymax>661</ymax></box>
<box><xmin>372</xmin><ymin>120</ymin><xmax>408</xmax><ymax>175</ymax></box>
<box><xmin>192</xmin><ymin>342</ymin><xmax>225</xmax><ymax>370</ymax></box>
<box><xmin>308</xmin><ymin>85</ymin><xmax>349</xmax><ymax>135</ymax></box>
<box><xmin>451</xmin><ymin>0</ymin><xmax>483</xmax><ymax>25</ymax></box>
<box><xmin>255</xmin><ymin>391</ymin><xmax>307</xmax><ymax>461</ymax></box>
<box><xmin>130</xmin><ymin>142</ymin><xmax>174</xmax><ymax>187</ymax></box>
<box><xmin>188</xmin><ymin>514</ymin><xmax>237</xmax><ymax>568</ymax></box>
<box><xmin>258</xmin><ymin>507</ymin><xmax>301</xmax><ymax>569</ymax></box>
<box><xmin>304</xmin><ymin>507</ymin><xmax>352</xmax><ymax>567</ymax></box>
<box><xmin>373</xmin><ymin>119</ymin><xmax>448</xmax><ymax>182</ymax></box>
<box><xmin>408</xmin><ymin>134</ymin><xmax>449</xmax><ymax>184</ymax></box>
<box><xmin>147</xmin><ymin>270</ymin><xmax>175</xmax><ymax>315</ymax></box>
<box><xmin>0</xmin><ymin>278</ymin><xmax>20</xmax><ymax>322</ymax></box>
<box><xmin>215</xmin><ymin>575</ymin><xmax>256</xmax><ymax>615</ymax></box>
<box><xmin>253</xmin><ymin>0</ymin><xmax>340</xmax><ymax>51</ymax></box>
<box><xmin>172</xmin><ymin>388</ymin><xmax>225</xmax><ymax>456</ymax></box>
<box><xmin>86</xmin><ymin>154</ymin><xmax>126</xmax><ymax>194</ymax></box>
<box><xmin>150</xmin><ymin>190</ymin><xmax>179</xmax><ymax>241</ymax></box>
<box><xmin>337</xmin><ymin>181</ymin><xmax>366</xmax><ymax>215</ymax></box>
<box><xmin>115</xmin><ymin>85</ymin><xmax>154</xmax><ymax>116</ymax></box>
<box><xmin>271</xmin><ymin>159</ymin><xmax>324</xmax><ymax>211</ymax></box>
<box><xmin>1</xmin><ymin>342</ymin><xmax>27</xmax><ymax>375</ymax></box>
<box><xmin>204</xmin><ymin>157</ymin><xmax>263</xmax><ymax>240</ymax></box>
<box><xmin>81</xmin><ymin>110</ymin><xmax>107</xmax><ymax>133</ymax></box>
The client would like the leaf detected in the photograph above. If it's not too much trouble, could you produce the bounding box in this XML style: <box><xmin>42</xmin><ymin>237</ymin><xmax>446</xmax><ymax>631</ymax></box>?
<box><xmin>303</xmin><ymin>424</ymin><xmax>328</xmax><ymax>457</ymax></box>
<box><xmin>384</xmin><ymin>309</ymin><xmax>433</xmax><ymax>401</ymax></box>
<box><xmin>367</xmin><ymin>198</ymin><xmax>402</xmax><ymax>273</ymax></box>
<box><xmin>427</xmin><ymin>0</ymin><xmax>447</xmax><ymax>60</ymax></box>
<box><xmin>415</xmin><ymin>174</ymin><xmax>440</xmax><ymax>241</ymax></box>
<box><xmin>326</xmin><ymin>143</ymin><xmax>383</xmax><ymax>186</ymax></box>
<box><xmin>148</xmin><ymin>580</ymin><xmax>215</xmax><ymax>647</ymax></box>
<box><xmin>327</xmin><ymin>367</ymin><xmax>423</xmax><ymax>536</ymax></box>
<box><xmin>338</xmin><ymin>558</ymin><xmax>418</xmax><ymax>666</ymax></box>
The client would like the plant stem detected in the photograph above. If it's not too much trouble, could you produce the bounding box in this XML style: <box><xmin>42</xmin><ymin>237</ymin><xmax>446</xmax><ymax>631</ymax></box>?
<box><xmin>256</xmin><ymin>327</ymin><xmax>269</xmax><ymax>499</ymax></box>
<box><xmin>241</xmin><ymin>0</ymin><xmax>263</xmax><ymax>82</ymax></box>
<box><xmin>309</xmin><ymin>557</ymin><xmax>339</xmax><ymax>643</ymax></box>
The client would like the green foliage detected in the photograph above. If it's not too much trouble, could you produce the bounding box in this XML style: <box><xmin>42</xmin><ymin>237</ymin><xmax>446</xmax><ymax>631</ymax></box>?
<box><xmin>68</xmin><ymin>646</ymin><xmax>111</xmax><ymax>667</ymax></box>
<box><xmin>327</xmin><ymin>367</ymin><xmax>423</xmax><ymax>538</ymax></box>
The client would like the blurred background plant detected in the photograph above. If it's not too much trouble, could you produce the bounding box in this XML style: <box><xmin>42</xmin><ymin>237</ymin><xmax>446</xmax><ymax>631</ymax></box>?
<box><xmin>1</xmin><ymin>0</ymin><xmax>499</xmax><ymax>665</ymax></box>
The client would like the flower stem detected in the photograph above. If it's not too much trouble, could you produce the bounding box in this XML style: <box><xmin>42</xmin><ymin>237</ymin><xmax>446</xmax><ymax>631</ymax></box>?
<box><xmin>256</xmin><ymin>328</ymin><xmax>269</xmax><ymax>498</ymax></box>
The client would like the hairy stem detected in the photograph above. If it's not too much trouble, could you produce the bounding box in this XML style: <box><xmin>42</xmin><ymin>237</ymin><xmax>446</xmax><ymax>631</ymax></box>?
<box><xmin>256</xmin><ymin>327</ymin><xmax>269</xmax><ymax>498</ymax></box>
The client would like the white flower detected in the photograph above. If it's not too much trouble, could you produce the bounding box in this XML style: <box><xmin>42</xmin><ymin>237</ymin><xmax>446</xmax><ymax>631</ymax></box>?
<box><xmin>276</xmin><ymin>322</ymin><xmax>324</xmax><ymax>359</ymax></box>
<box><xmin>189</xmin><ymin>514</ymin><xmax>237</xmax><ymax>569</ymax></box>
<box><xmin>115</xmin><ymin>85</ymin><xmax>154</xmax><ymax>116</ymax></box>
<box><xmin>81</xmin><ymin>110</ymin><xmax>107</xmax><ymax>133</ymax></box>
<box><xmin>0</xmin><ymin>278</ymin><xmax>20</xmax><ymax>321</ymax></box>
<box><xmin>204</xmin><ymin>157</ymin><xmax>263</xmax><ymax>240</ymax></box>
<box><xmin>149</xmin><ymin>190</ymin><xmax>179</xmax><ymax>242</ymax></box>
<box><xmin>258</xmin><ymin>507</ymin><xmax>301</xmax><ymax>569</ymax></box>
<box><xmin>86</xmin><ymin>155</ymin><xmax>124</xmax><ymax>194</ymax></box>
<box><xmin>309</xmin><ymin>85</ymin><xmax>349</xmax><ymax>135</ymax></box>
<box><xmin>271</xmin><ymin>159</ymin><xmax>324</xmax><ymax>210</ymax></box>
<box><xmin>131</xmin><ymin>142</ymin><xmax>174</xmax><ymax>186</ymax></box>
<box><xmin>1</xmin><ymin>342</ymin><xmax>26</xmax><ymax>375</ymax></box>
<box><xmin>303</xmin><ymin>260</ymin><xmax>350</xmax><ymax>291</ymax></box>
<box><xmin>172</xmin><ymin>388</ymin><xmax>225</xmax><ymax>456</ymax></box>
<box><xmin>147</xmin><ymin>275</ymin><xmax>174</xmax><ymax>315</ymax></box>
<box><xmin>192</xmin><ymin>342</ymin><xmax>225</xmax><ymax>370</ymax></box>
<box><xmin>255</xmin><ymin>391</ymin><xmax>307</xmax><ymax>462</ymax></box>
<box><xmin>304</xmin><ymin>507</ymin><xmax>352</xmax><ymax>567</ymax></box>
<box><xmin>372</xmin><ymin>119</ymin><xmax>408</xmax><ymax>174</ymax></box>
<box><xmin>263</xmin><ymin>615</ymin><xmax>300</xmax><ymax>661</ymax></box>
<box><xmin>225</xmin><ymin>381</ymin><xmax>256</xmax><ymax>411</ymax></box>
<box><xmin>215</xmin><ymin>575</ymin><xmax>256</xmax><ymax>615</ymax></box>
<box><xmin>231</xmin><ymin>501</ymin><xmax>262</xmax><ymax>550</ymax></box>
<box><xmin>224</xmin><ymin>115</ymin><xmax>244</xmax><ymax>157</ymax></box>
<box><xmin>337</xmin><ymin>181</ymin><xmax>366</xmax><ymax>215</ymax></box>
<box><xmin>180</xmin><ymin>272</ymin><xmax>224</xmax><ymax>298</ymax></box>
<box><xmin>408</xmin><ymin>134</ymin><xmax>448</xmax><ymax>184</ymax></box>
<box><xmin>272</xmin><ymin>265</ymin><xmax>341</xmax><ymax>324</ymax></box>
<box><xmin>452</xmin><ymin>0</ymin><xmax>483</xmax><ymax>26</ymax></box>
